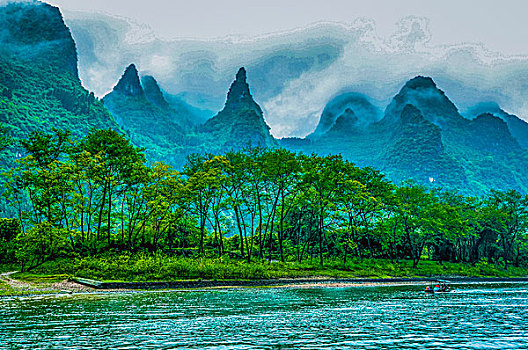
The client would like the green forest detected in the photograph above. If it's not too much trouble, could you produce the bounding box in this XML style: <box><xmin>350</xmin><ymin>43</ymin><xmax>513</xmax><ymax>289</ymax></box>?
<box><xmin>1</xmin><ymin>128</ymin><xmax>527</xmax><ymax>280</ymax></box>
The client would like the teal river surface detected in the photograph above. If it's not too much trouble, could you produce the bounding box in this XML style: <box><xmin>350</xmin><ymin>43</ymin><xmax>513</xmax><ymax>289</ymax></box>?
<box><xmin>1</xmin><ymin>283</ymin><xmax>528</xmax><ymax>349</ymax></box>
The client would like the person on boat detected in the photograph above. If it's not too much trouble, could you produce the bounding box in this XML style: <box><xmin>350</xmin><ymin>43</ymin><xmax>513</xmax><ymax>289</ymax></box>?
<box><xmin>425</xmin><ymin>286</ymin><xmax>431</xmax><ymax>292</ymax></box>
<box><xmin>434</xmin><ymin>284</ymin><xmax>440</xmax><ymax>292</ymax></box>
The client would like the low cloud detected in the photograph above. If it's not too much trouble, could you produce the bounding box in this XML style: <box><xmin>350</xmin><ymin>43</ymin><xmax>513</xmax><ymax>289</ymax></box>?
<box><xmin>63</xmin><ymin>12</ymin><xmax>528</xmax><ymax>138</ymax></box>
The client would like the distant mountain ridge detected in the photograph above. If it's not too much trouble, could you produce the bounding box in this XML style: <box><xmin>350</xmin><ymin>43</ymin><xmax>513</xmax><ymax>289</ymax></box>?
<box><xmin>284</xmin><ymin>74</ymin><xmax>528</xmax><ymax>194</ymax></box>
<box><xmin>467</xmin><ymin>102</ymin><xmax>528</xmax><ymax>149</ymax></box>
<box><xmin>103</xmin><ymin>65</ymin><xmax>276</xmax><ymax>164</ymax></box>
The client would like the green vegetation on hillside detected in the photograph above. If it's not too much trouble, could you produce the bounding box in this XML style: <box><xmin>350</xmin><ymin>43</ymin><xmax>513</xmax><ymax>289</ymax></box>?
<box><xmin>0</xmin><ymin>56</ymin><xmax>119</xmax><ymax>137</ymax></box>
<box><xmin>103</xmin><ymin>91</ymin><xmax>201</xmax><ymax>164</ymax></box>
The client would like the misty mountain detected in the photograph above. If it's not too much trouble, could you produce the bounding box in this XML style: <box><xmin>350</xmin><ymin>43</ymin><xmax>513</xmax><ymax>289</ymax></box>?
<box><xmin>0</xmin><ymin>1</ymin><xmax>120</xmax><ymax>147</ymax></box>
<box><xmin>383</xmin><ymin>76</ymin><xmax>465</xmax><ymax>131</ymax></box>
<box><xmin>0</xmin><ymin>0</ymin><xmax>78</xmax><ymax>78</ymax></box>
<box><xmin>1</xmin><ymin>0</ymin><xmax>528</xmax><ymax>197</ymax></box>
<box><xmin>103</xmin><ymin>64</ymin><xmax>276</xmax><ymax>163</ymax></box>
<box><xmin>62</xmin><ymin>11</ymin><xmax>528</xmax><ymax>139</ymax></box>
<box><xmin>280</xmin><ymin>75</ymin><xmax>528</xmax><ymax>194</ymax></box>
<box><xmin>199</xmin><ymin>67</ymin><xmax>277</xmax><ymax>152</ymax></box>
<box><xmin>467</xmin><ymin>102</ymin><xmax>528</xmax><ymax>149</ymax></box>
<box><xmin>308</xmin><ymin>92</ymin><xmax>382</xmax><ymax>139</ymax></box>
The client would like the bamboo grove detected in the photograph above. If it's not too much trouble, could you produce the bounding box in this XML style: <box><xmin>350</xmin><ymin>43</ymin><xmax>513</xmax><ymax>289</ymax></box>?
<box><xmin>1</xmin><ymin>129</ymin><xmax>528</xmax><ymax>270</ymax></box>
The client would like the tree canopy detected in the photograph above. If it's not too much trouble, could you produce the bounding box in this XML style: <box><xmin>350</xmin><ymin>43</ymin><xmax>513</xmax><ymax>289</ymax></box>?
<box><xmin>1</xmin><ymin>130</ymin><xmax>528</xmax><ymax>271</ymax></box>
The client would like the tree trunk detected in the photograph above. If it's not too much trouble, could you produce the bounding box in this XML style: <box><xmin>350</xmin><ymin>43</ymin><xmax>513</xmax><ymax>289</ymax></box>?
<box><xmin>319</xmin><ymin>210</ymin><xmax>324</xmax><ymax>267</ymax></box>
<box><xmin>279</xmin><ymin>198</ymin><xmax>285</xmax><ymax>263</ymax></box>
<box><xmin>234</xmin><ymin>205</ymin><xmax>245</xmax><ymax>258</ymax></box>
<box><xmin>199</xmin><ymin>214</ymin><xmax>205</xmax><ymax>255</ymax></box>
<box><xmin>107</xmin><ymin>186</ymin><xmax>112</xmax><ymax>247</ymax></box>
<box><xmin>96</xmin><ymin>186</ymin><xmax>107</xmax><ymax>244</ymax></box>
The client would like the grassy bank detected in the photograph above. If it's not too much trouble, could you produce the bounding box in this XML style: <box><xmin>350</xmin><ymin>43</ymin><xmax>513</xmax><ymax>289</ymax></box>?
<box><xmin>7</xmin><ymin>253</ymin><xmax>528</xmax><ymax>283</ymax></box>
<box><xmin>0</xmin><ymin>272</ymin><xmax>72</xmax><ymax>297</ymax></box>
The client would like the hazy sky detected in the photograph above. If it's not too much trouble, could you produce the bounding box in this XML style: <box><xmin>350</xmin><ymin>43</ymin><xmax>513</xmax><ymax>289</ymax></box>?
<box><xmin>46</xmin><ymin>0</ymin><xmax>528</xmax><ymax>55</ymax></box>
<box><xmin>35</xmin><ymin>0</ymin><xmax>528</xmax><ymax>137</ymax></box>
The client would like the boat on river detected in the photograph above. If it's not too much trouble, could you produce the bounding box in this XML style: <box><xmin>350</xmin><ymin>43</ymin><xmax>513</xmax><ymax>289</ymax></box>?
<box><xmin>425</xmin><ymin>279</ymin><xmax>454</xmax><ymax>293</ymax></box>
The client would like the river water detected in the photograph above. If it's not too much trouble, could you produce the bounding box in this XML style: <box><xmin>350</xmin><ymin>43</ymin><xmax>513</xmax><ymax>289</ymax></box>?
<box><xmin>1</xmin><ymin>283</ymin><xmax>527</xmax><ymax>349</ymax></box>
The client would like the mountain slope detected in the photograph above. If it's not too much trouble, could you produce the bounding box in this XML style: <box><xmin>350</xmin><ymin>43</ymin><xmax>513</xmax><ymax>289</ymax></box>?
<box><xmin>0</xmin><ymin>0</ymin><xmax>78</xmax><ymax>78</ymax></box>
<box><xmin>199</xmin><ymin>67</ymin><xmax>277</xmax><ymax>152</ymax></box>
<box><xmin>103</xmin><ymin>64</ymin><xmax>200</xmax><ymax>164</ymax></box>
<box><xmin>0</xmin><ymin>1</ymin><xmax>120</xmax><ymax>147</ymax></box>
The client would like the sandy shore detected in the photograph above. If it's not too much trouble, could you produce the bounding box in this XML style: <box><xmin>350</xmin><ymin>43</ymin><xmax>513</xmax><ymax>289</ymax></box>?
<box><xmin>2</xmin><ymin>273</ymin><xmax>528</xmax><ymax>297</ymax></box>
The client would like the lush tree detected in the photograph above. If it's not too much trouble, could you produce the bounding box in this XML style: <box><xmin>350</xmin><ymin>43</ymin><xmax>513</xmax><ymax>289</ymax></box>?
<box><xmin>393</xmin><ymin>182</ymin><xmax>443</xmax><ymax>268</ymax></box>
<box><xmin>79</xmin><ymin>129</ymin><xmax>146</xmax><ymax>247</ymax></box>
<box><xmin>484</xmin><ymin>190</ymin><xmax>528</xmax><ymax>267</ymax></box>
<box><xmin>299</xmin><ymin>154</ymin><xmax>346</xmax><ymax>266</ymax></box>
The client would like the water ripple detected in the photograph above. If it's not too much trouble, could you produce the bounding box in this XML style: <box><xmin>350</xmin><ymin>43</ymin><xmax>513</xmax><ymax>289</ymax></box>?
<box><xmin>1</xmin><ymin>284</ymin><xmax>528</xmax><ymax>349</ymax></box>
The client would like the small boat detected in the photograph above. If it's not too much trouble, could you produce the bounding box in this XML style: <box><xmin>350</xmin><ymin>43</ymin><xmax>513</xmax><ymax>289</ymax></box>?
<box><xmin>425</xmin><ymin>279</ymin><xmax>454</xmax><ymax>293</ymax></box>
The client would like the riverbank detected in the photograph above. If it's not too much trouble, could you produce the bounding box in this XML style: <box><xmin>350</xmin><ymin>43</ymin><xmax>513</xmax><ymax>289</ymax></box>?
<box><xmin>0</xmin><ymin>271</ymin><xmax>93</xmax><ymax>296</ymax></box>
<box><xmin>2</xmin><ymin>273</ymin><xmax>528</xmax><ymax>298</ymax></box>
<box><xmin>72</xmin><ymin>276</ymin><xmax>528</xmax><ymax>290</ymax></box>
<box><xmin>2</xmin><ymin>256</ymin><xmax>528</xmax><ymax>297</ymax></box>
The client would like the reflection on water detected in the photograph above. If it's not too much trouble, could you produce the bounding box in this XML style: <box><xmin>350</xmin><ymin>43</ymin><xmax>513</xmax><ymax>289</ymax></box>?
<box><xmin>1</xmin><ymin>283</ymin><xmax>528</xmax><ymax>349</ymax></box>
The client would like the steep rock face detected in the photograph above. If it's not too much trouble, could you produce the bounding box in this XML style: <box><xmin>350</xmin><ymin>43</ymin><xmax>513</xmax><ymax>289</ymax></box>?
<box><xmin>0</xmin><ymin>1</ymin><xmax>78</xmax><ymax>78</ymax></box>
<box><xmin>383</xmin><ymin>76</ymin><xmax>463</xmax><ymax>130</ymax></box>
<box><xmin>142</xmin><ymin>75</ymin><xmax>170</xmax><ymax>109</ymax></box>
<box><xmin>112</xmin><ymin>64</ymin><xmax>144</xmax><ymax>97</ymax></box>
<box><xmin>0</xmin><ymin>1</ymin><xmax>119</xmax><ymax>150</ymax></box>
<box><xmin>200</xmin><ymin>67</ymin><xmax>276</xmax><ymax>151</ymax></box>
<box><xmin>309</xmin><ymin>92</ymin><xmax>381</xmax><ymax>139</ymax></box>
<box><xmin>103</xmin><ymin>64</ymin><xmax>195</xmax><ymax>163</ymax></box>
